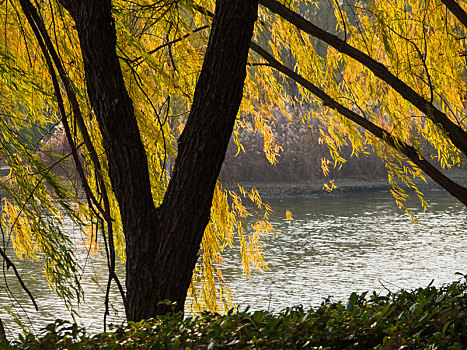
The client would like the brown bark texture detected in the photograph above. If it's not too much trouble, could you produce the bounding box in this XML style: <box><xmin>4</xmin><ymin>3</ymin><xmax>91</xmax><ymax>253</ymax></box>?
<box><xmin>148</xmin><ymin>0</ymin><xmax>258</xmax><ymax>318</ymax></box>
<box><xmin>58</xmin><ymin>0</ymin><xmax>258</xmax><ymax>321</ymax></box>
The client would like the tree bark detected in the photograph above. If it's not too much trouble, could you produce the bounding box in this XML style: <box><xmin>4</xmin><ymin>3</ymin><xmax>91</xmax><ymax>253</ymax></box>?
<box><xmin>58</xmin><ymin>0</ymin><xmax>258</xmax><ymax>321</ymax></box>
<box><xmin>148</xmin><ymin>0</ymin><xmax>258</xmax><ymax>318</ymax></box>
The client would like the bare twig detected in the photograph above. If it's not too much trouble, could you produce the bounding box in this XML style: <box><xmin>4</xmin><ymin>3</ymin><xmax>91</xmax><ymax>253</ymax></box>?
<box><xmin>0</xmin><ymin>229</ymin><xmax>38</xmax><ymax>311</ymax></box>
<box><xmin>131</xmin><ymin>25</ymin><xmax>209</xmax><ymax>66</ymax></box>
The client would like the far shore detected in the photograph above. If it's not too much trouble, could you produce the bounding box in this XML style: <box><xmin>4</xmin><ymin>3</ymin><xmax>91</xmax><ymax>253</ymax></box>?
<box><xmin>227</xmin><ymin>168</ymin><xmax>467</xmax><ymax>198</ymax></box>
<box><xmin>1</xmin><ymin>166</ymin><xmax>465</xmax><ymax>200</ymax></box>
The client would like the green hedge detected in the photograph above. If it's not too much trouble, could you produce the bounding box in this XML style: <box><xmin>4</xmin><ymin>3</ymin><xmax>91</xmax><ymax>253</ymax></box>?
<box><xmin>4</xmin><ymin>276</ymin><xmax>466</xmax><ymax>349</ymax></box>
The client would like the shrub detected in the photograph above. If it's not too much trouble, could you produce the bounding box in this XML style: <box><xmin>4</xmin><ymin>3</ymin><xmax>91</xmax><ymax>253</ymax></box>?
<box><xmin>5</xmin><ymin>276</ymin><xmax>466</xmax><ymax>349</ymax></box>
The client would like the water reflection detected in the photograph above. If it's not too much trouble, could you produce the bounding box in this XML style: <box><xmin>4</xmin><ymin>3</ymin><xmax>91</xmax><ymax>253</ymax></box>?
<box><xmin>0</xmin><ymin>190</ymin><xmax>465</xmax><ymax>337</ymax></box>
<box><xmin>221</xmin><ymin>191</ymin><xmax>466</xmax><ymax>312</ymax></box>
<box><xmin>0</xmin><ymin>220</ymin><xmax>125</xmax><ymax>337</ymax></box>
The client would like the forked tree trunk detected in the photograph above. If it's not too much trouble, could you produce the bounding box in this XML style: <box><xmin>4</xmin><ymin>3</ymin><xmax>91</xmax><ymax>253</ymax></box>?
<box><xmin>58</xmin><ymin>0</ymin><xmax>258</xmax><ymax>321</ymax></box>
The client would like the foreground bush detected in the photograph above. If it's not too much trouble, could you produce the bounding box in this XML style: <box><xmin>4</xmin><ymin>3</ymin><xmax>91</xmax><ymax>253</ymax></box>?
<box><xmin>4</xmin><ymin>277</ymin><xmax>466</xmax><ymax>349</ymax></box>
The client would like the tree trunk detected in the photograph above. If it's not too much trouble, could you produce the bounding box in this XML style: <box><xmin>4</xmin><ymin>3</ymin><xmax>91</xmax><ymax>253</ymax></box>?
<box><xmin>58</xmin><ymin>0</ymin><xmax>258</xmax><ymax>321</ymax></box>
<box><xmin>147</xmin><ymin>0</ymin><xmax>259</xmax><ymax>318</ymax></box>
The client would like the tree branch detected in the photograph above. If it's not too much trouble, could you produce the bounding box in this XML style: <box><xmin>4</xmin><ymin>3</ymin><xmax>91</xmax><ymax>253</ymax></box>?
<box><xmin>131</xmin><ymin>25</ymin><xmax>209</xmax><ymax>66</ymax></box>
<box><xmin>441</xmin><ymin>0</ymin><xmax>467</xmax><ymax>29</ymax></box>
<box><xmin>250</xmin><ymin>42</ymin><xmax>467</xmax><ymax>206</ymax></box>
<box><xmin>18</xmin><ymin>0</ymin><xmax>110</xmax><ymax>221</ymax></box>
<box><xmin>18</xmin><ymin>0</ymin><xmax>125</xmax><ymax>324</ymax></box>
<box><xmin>0</xmin><ymin>235</ymin><xmax>38</xmax><ymax>311</ymax></box>
<box><xmin>258</xmin><ymin>0</ymin><xmax>467</xmax><ymax>157</ymax></box>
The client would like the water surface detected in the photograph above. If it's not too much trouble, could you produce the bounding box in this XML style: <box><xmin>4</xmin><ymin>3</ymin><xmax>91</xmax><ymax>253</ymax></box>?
<box><xmin>222</xmin><ymin>190</ymin><xmax>466</xmax><ymax>311</ymax></box>
<box><xmin>0</xmin><ymin>190</ymin><xmax>465</xmax><ymax>336</ymax></box>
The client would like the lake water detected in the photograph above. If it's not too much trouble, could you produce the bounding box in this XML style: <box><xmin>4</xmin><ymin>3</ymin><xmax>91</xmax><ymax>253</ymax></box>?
<box><xmin>222</xmin><ymin>190</ymin><xmax>466</xmax><ymax>311</ymax></box>
<box><xmin>0</xmin><ymin>190</ymin><xmax>465</xmax><ymax>337</ymax></box>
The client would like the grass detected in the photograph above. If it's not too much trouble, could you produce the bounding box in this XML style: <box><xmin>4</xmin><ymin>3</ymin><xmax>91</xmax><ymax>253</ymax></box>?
<box><xmin>3</xmin><ymin>275</ymin><xmax>466</xmax><ymax>349</ymax></box>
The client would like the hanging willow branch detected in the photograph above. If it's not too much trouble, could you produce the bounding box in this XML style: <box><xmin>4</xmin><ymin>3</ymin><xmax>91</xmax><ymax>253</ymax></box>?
<box><xmin>0</xmin><ymin>235</ymin><xmax>38</xmax><ymax>311</ymax></box>
<box><xmin>17</xmin><ymin>0</ymin><xmax>126</xmax><ymax>327</ymax></box>
<box><xmin>249</xmin><ymin>42</ymin><xmax>467</xmax><ymax>206</ymax></box>
<box><xmin>258</xmin><ymin>0</ymin><xmax>467</xmax><ymax>157</ymax></box>
<box><xmin>190</xmin><ymin>2</ymin><xmax>467</xmax><ymax>206</ymax></box>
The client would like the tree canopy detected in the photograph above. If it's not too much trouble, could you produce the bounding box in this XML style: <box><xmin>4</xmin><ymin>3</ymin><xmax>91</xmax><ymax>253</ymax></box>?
<box><xmin>0</xmin><ymin>0</ymin><xmax>466</xmax><ymax>331</ymax></box>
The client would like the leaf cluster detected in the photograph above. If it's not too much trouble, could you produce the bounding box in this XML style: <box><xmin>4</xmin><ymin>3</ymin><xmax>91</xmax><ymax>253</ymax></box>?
<box><xmin>5</xmin><ymin>277</ymin><xmax>467</xmax><ymax>349</ymax></box>
<box><xmin>1</xmin><ymin>0</ymin><xmax>466</xmax><ymax>327</ymax></box>
<box><xmin>1</xmin><ymin>0</ymin><xmax>276</xmax><ymax>317</ymax></box>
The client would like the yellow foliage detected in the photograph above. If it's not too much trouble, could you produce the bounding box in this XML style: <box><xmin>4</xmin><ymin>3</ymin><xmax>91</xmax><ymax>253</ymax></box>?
<box><xmin>0</xmin><ymin>0</ymin><xmax>465</xmax><ymax>318</ymax></box>
<box><xmin>2</xmin><ymin>199</ymin><xmax>39</xmax><ymax>261</ymax></box>
<box><xmin>186</xmin><ymin>183</ymin><xmax>274</xmax><ymax>313</ymax></box>
<box><xmin>323</xmin><ymin>180</ymin><xmax>337</xmax><ymax>193</ymax></box>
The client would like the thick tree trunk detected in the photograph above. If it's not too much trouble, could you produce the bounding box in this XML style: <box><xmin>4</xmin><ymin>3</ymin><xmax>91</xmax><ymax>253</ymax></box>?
<box><xmin>146</xmin><ymin>1</ymin><xmax>258</xmax><ymax>318</ymax></box>
<box><xmin>126</xmin><ymin>0</ymin><xmax>259</xmax><ymax>320</ymax></box>
<box><xmin>58</xmin><ymin>0</ymin><xmax>258</xmax><ymax>321</ymax></box>
<box><xmin>58</xmin><ymin>0</ymin><xmax>158</xmax><ymax>321</ymax></box>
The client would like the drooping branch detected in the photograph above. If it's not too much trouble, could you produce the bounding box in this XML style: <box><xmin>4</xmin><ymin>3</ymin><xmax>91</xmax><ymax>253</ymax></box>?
<box><xmin>131</xmin><ymin>25</ymin><xmax>209</xmax><ymax>66</ymax></box>
<box><xmin>18</xmin><ymin>0</ymin><xmax>110</xmax><ymax>221</ymax></box>
<box><xmin>258</xmin><ymin>0</ymin><xmax>467</xmax><ymax>157</ymax></box>
<box><xmin>189</xmin><ymin>1</ymin><xmax>467</xmax><ymax>204</ymax></box>
<box><xmin>0</xmin><ymin>243</ymin><xmax>38</xmax><ymax>311</ymax></box>
<box><xmin>441</xmin><ymin>0</ymin><xmax>467</xmax><ymax>29</ymax></box>
<box><xmin>250</xmin><ymin>42</ymin><xmax>467</xmax><ymax>206</ymax></box>
<box><xmin>18</xmin><ymin>0</ymin><xmax>125</xmax><ymax>322</ymax></box>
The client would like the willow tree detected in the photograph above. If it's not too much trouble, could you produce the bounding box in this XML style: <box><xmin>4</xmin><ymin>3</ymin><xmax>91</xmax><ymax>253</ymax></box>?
<box><xmin>250</xmin><ymin>0</ymin><xmax>467</xmax><ymax>208</ymax></box>
<box><xmin>1</xmin><ymin>0</ymin><xmax>269</xmax><ymax>325</ymax></box>
<box><xmin>0</xmin><ymin>0</ymin><xmax>466</xmax><ymax>330</ymax></box>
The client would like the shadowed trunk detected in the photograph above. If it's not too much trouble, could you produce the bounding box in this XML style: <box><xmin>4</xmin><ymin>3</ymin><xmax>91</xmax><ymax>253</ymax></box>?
<box><xmin>148</xmin><ymin>1</ymin><xmax>259</xmax><ymax>318</ymax></box>
<box><xmin>58</xmin><ymin>0</ymin><xmax>258</xmax><ymax>321</ymax></box>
